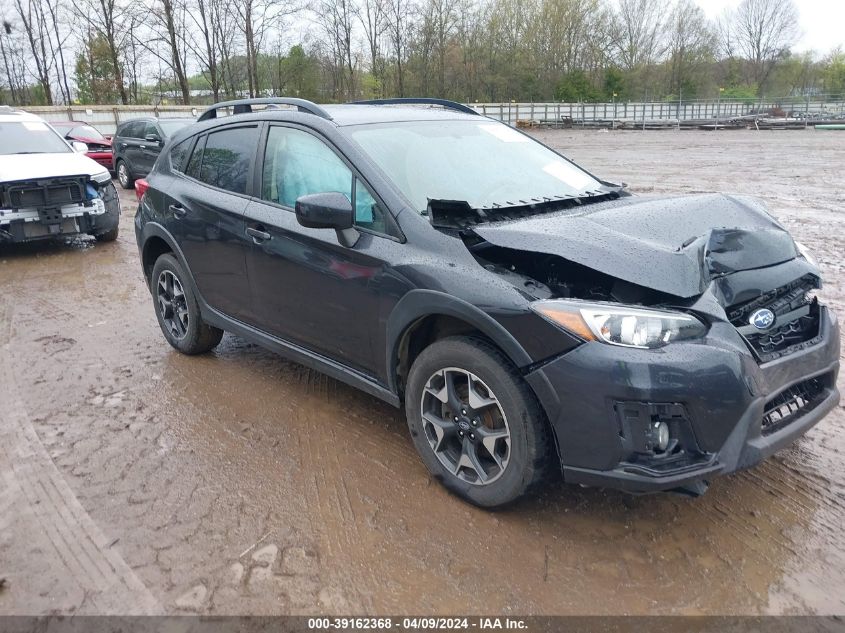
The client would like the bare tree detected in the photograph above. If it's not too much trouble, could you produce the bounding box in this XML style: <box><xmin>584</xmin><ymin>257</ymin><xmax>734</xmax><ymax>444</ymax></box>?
<box><xmin>419</xmin><ymin>0</ymin><xmax>459</xmax><ymax>96</ymax></box>
<box><xmin>610</xmin><ymin>0</ymin><xmax>669</xmax><ymax>72</ymax></box>
<box><xmin>666</xmin><ymin>0</ymin><xmax>716</xmax><ymax>97</ymax></box>
<box><xmin>1</xmin><ymin>18</ymin><xmax>24</xmax><ymax>104</ymax></box>
<box><xmin>13</xmin><ymin>0</ymin><xmax>54</xmax><ymax>103</ymax></box>
<box><xmin>314</xmin><ymin>0</ymin><xmax>356</xmax><ymax>98</ymax></box>
<box><xmin>233</xmin><ymin>0</ymin><xmax>300</xmax><ymax>97</ymax></box>
<box><xmin>385</xmin><ymin>0</ymin><xmax>413</xmax><ymax>96</ymax></box>
<box><xmin>731</xmin><ymin>0</ymin><xmax>799</xmax><ymax>88</ymax></box>
<box><xmin>185</xmin><ymin>0</ymin><xmax>222</xmax><ymax>100</ymax></box>
<box><xmin>356</xmin><ymin>0</ymin><xmax>388</xmax><ymax>95</ymax></box>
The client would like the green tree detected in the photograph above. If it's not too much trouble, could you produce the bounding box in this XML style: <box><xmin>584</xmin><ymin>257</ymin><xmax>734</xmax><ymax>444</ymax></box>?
<box><xmin>554</xmin><ymin>69</ymin><xmax>599</xmax><ymax>101</ymax></box>
<box><xmin>74</xmin><ymin>34</ymin><xmax>121</xmax><ymax>104</ymax></box>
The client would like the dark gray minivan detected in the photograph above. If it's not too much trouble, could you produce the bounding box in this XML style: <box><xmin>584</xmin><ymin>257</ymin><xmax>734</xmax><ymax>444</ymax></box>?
<box><xmin>113</xmin><ymin>117</ymin><xmax>192</xmax><ymax>189</ymax></box>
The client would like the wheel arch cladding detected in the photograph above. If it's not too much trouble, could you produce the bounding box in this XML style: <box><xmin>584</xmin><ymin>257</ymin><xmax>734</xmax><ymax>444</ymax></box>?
<box><xmin>142</xmin><ymin>235</ymin><xmax>174</xmax><ymax>285</ymax></box>
<box><xmin>386</xmin><ymin>290</ymin><xmax>534</xmax><ymax>397</ymax></box>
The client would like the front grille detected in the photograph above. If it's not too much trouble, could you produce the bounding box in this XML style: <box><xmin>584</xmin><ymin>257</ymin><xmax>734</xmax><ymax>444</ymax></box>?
<box><xmin>762</xmin><ymin>375</ymin><xmax>827</xmax><ymax>436</ymax></box>
<box><xmin>0</xmin><ymin>176</ymin><xmax>87</xmax><ymax>210</ymax></box>
<box><xmin>728</xmin><ymin>275</ymin><xmax>821</xmax><ymax>361</ymax></box>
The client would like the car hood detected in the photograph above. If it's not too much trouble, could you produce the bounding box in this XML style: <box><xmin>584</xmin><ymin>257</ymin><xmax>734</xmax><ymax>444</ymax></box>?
<box><xmin>472</xmin><ymin>193</ymin><xmax>799</xmax><ymax>298</ymax></box>
<box><xmin>75</xmin><ymin>135</ymin><xmax>112</xmax><ymax>148</ymax></box>
<box><xmin>0</xmin><ymin>152</ymin><xmax>107</xmax><ymax>182</ymax></box>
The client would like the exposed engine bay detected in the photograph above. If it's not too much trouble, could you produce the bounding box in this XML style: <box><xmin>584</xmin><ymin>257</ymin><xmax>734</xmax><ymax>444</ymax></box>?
<box><xmin>464</xmin><ymin>235</ymin><xmax>672</xmax><ymax>305</ymax></box>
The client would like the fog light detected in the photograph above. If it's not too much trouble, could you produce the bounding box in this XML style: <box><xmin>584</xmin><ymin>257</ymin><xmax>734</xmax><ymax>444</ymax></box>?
<box><xmin>651</xmin><ymin>421</ymin><xmax>670</xmax><ymax>452</ymax></box>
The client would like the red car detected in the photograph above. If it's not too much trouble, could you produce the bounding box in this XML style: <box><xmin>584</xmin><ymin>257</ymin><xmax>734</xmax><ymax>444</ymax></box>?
<box><xmin>50</xmin><ymin>121</ymin><xmax>114</xmax><ymax>172</ymax></box>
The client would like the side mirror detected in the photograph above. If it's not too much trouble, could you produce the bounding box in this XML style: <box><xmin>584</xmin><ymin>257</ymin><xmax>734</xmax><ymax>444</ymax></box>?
<box><xmin>71</xmin><ymin>140</ymin><xmax>88</xmax><ymax>153</ymax></box>
<box><xmin>295</xmin><ymin>192</ymin><xmax>359</xmax><ymax>247</ymax></box>
<box><xmin>145</xmin><ymin>133</ymin><xmax>162</xmax><ymax>145</ymax></box>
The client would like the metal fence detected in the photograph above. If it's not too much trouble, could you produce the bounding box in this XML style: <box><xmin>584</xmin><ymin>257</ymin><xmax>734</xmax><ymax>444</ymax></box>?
<box><xmin>20</xmin><ymin>98</ymin><xmax>845</xmax><ymax>133</ymax></box>
<box><xmin>24</xmin><ymin>104</ymin><xmax>199</xmax><ymax>135</ymax></box>
<box><xmin>472</xmin><ymin>99</ymin><xmax>845</xmax><ymax>125</ymax></box>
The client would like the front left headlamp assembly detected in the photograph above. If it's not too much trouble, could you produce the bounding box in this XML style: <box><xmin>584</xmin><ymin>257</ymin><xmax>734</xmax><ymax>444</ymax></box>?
<box><xmin>91</xmin><ymin>170</ymin><xmax>112</xmax><ymax>185</ymax></box>
<box><xmin>531</xmin><ymin>300</ymin><xmax>707</xmax><ymax>349</ymax></box>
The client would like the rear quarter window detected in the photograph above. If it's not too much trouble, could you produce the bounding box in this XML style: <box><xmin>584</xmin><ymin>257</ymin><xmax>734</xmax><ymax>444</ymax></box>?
<box><xmin>170</xmin><ymin>139</ymin><xmax>192</xmax><ymax>172</ymax></box>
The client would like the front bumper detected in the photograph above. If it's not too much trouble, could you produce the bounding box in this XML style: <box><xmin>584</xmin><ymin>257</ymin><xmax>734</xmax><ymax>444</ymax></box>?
<box><xmin>0</xmin><ymin>183</ymin><xmax>120</xmax><ymax>243</ymax></box>
<box><xmin>525</xmin><ymin>306</ymin><xmax>840</xmax><ymax>494</ymax></box>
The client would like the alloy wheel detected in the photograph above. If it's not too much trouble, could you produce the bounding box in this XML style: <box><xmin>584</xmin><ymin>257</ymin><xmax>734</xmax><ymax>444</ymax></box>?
<box><xmin>118</xmin><ymin>163</ymin><xmax>128</xmax><ymax>187</ymax></box>
<box><xmin>156</xmin><ymin>270</ymin><xmax>189</xmax><ymax>340</ymax></box>
<box><xmin>420</xmin><ymin>367</ymin><xmax>511</xmax><ymax>485</ymax></box>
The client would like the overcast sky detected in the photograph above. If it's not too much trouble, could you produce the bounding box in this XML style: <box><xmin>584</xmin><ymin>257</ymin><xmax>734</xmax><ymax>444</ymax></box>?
<box><xmin>695</xmin><ymin>0</ymin><xmax>844</xmax><ymax>54</ymax></box>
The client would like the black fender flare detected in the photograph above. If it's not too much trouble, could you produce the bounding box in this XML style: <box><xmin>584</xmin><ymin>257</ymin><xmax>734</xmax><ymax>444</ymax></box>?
<box><xmin>139</xmin><ymin>222</ymin><xmax>202</xmax><ymax>298</ymax></box>
<box><xmin>384</xmin><ymin>289</ymin><xmax>534</xmax><ymax>394</ymax></box>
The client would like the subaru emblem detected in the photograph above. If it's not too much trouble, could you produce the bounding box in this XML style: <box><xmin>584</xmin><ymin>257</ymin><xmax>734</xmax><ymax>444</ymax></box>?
<box><xmin>749</xmin><ymin>308</ymin><xmax>775</xmax><ymax>330</ymax></box>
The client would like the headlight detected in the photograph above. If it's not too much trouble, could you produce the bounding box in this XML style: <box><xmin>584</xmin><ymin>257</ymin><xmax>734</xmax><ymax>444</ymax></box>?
<box><xmin>531</xmin><ymin>300</ymin><xmax>707</xmax><ymax>349</ymax></box>
<box><xmin>91</xmin><ymin>170</ymin><xmax>112</xmax><ymax>184</ymax></box>
<box><xmin>795</xmin><ymin>241</ymin><xmax>818</xmax><ymax>268</ymax></box>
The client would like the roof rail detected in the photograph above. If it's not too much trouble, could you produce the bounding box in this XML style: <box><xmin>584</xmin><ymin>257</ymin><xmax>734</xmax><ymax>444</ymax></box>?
<box><xmin>197</xmin><ymin>97</ymin><xmax>333</xmax><ymax>122</ymax></box>
<box><xmin>349</xmin><ymin>98</ymin><xmax>480</xmax><ymax>116</ymax></box>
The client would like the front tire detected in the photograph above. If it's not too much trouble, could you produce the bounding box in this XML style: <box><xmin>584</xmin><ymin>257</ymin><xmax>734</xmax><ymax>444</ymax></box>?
<box><xmin>116</xmin><ymin>160</ymin><xmax>135</xmax><ymax>189</ymax></box>
<box><xmin>405</xmin><ymin>336</ymin><xmax>553</xmax><ymax>508</ymax></box>
<box><xmin>151</xmin><ymin>254</ymin><xmax>223</xmax><ymax>355</ymax></box>
<box><xmin>94</xmin><ymin>226</ymin><xmax>119</xmax><ymax>242</ymax></box>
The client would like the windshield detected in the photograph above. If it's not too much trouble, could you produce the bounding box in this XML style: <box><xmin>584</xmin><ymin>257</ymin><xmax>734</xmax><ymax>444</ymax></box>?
<box><xmin>158</xmin><ymin>120</ymin><xmax>191</xmax><ymax>137</ymax></box>
<box><xmin>348</xmin><ymin>120</ymin><xmax>602</xmax><ymax>213</ymax></box>
<box><xmin>70</xmin><ymin>125</ymin><xmax>106</xmax><ymax>141</ymax></box>
<box><xmin>0</xmin><ymin>121</ymin><xmax>71</xmax><ymax>155</ymax></box>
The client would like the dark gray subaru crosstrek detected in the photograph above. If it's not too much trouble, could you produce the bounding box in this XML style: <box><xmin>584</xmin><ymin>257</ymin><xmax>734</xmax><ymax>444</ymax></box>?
<box><xmin>134</xmin><ymin>97</ymin><xmax>840</xmax><ymax>507</ymax></box>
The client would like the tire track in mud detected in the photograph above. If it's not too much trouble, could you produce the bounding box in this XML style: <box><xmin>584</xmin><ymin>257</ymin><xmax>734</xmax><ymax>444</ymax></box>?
<box><xmin>0</xmin><ymin>292</ymin><xmax>161</xmax><ymax>615</ymax></box>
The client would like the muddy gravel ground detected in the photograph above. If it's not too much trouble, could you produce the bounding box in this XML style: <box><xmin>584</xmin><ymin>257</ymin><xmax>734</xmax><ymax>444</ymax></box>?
<box><xmin>1</xmin><ymin>129</ymin><xmax>843</xmax><ymax>616</ymax></box>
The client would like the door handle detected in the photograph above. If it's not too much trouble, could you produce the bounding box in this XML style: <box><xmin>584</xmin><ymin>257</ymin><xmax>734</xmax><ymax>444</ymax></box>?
<box><xmin>169</xmin><ymin>204</ymin><xmax>187</xmax><ymax>218</ymax></box>
<box><xmin>139</xmin><ymin>145</ymin><xmax>146</xmax><ymax>150</ymax></box>
<box><xmin>246</xmin><ymin>226</ymin><xmax>271</xmax><ymax>243</ymax></box>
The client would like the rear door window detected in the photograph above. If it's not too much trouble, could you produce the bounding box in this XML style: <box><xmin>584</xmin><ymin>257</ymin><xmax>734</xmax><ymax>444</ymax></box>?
<box><xmin>122</xmin><ymin>121</ymin><xmax>144</xmax><ymax>139</ymax></box>
<box><xmin>142</xmin><ymin>121</ymin><xmax>159</xmax><ymax>140</ymax></box>
<box><xmin>197</xmin><ymin>126</ymin><xmax>259</xmax><ymax>195</ymax></box>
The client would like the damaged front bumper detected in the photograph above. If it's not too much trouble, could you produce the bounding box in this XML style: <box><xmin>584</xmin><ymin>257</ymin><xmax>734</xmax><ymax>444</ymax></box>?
<box><xmin>0</xmin><ymin>178</ymin><xmax>120</xmax><ymax>243</ymax></box>
<box><xmin>525</xmin><ymin>306</ymin><xmax>841</xmax><ymax>494</ymax></box>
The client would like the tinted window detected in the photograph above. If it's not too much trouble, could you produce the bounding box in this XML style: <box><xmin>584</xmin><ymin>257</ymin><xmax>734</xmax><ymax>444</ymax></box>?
<box><xmin>197</xmin><ymin>127</ymin><xmax>258</xmax><ymax>194</ymax></box>
<box><xmin>170</xmin><ymin>138</ymin><xmax>192</xmax><ymax>172</ymax></box>
<box><xmin>119</xmin><ymin>121</ymin><xmax>144</xmax><ymax>139</ymax></box>
<box><xmin>185</xmin><ymin>136</ymin><xmax>205</xmax><ymax>179</ymax></box>
<box><xmin>142</xmin><ymin>121</ymin><xmax>159</xmax><ymax>139</ymax></box>
<box><xmin>261</xmin><ymin>126</ymin><xmax>386</xmax><ymax>231</ymax></box>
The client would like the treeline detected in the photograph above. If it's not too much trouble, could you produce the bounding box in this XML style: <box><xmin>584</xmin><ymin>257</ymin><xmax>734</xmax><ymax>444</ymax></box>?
<box><xmin>1</xmin><ymin>0</ymin><xmax>844</xmax><ymax>106</ymax></box>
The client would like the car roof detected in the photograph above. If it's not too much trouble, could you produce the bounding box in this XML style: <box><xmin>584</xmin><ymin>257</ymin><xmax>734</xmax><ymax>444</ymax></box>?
<box><xmin>166</xmin><ymin>102</ymin><xmax>486</xmax><ymax>148</ymax></box>
<box><xmin>321</xmin><ymin>104</ymin><xmax>481</xmax><ymax>126</ymax></box>
<box><xmin>0</xmin><ymin>106</ymin><xmax>44</xmax><ymax>123</ymax></box>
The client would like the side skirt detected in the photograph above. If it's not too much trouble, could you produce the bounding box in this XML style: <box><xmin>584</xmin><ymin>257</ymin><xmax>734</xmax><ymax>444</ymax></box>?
<box><xmin>201</xmin><ymin>306</ymin><xmax>401</xmax><ymax>408</ymax></box>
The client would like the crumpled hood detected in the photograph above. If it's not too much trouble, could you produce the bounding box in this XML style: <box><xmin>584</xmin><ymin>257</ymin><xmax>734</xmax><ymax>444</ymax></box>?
<box><xmin>472</xmin><ymin>193</ymin><xmax>799</xmax><ymax>298</ymax></box>
<box><xmin>0</xmin><ymin>152</ymin><xmax>107</xmax><ymax>182</ymax></box>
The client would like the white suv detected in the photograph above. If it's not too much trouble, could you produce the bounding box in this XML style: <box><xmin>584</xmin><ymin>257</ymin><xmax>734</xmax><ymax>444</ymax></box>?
<box><xmin>0</xmin><ymin>106</ymin><xmax>120</xmax><ymax>243</ymax></box>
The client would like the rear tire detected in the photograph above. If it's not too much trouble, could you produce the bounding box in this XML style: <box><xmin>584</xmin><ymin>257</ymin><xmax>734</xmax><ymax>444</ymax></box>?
<box><xmin>405</xmin><ymin>336</ymin><xmax>553</xmax><ymax>508</ymax></box>
<box><xmin>116</xmin><ymin>160</ymin><xmax>135</xmax><ymax>189</ymax></box>
<box><xmin>151</xmin><ymin>254</ymin><xmax>223</xmax><ymax>355</ymax></box>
